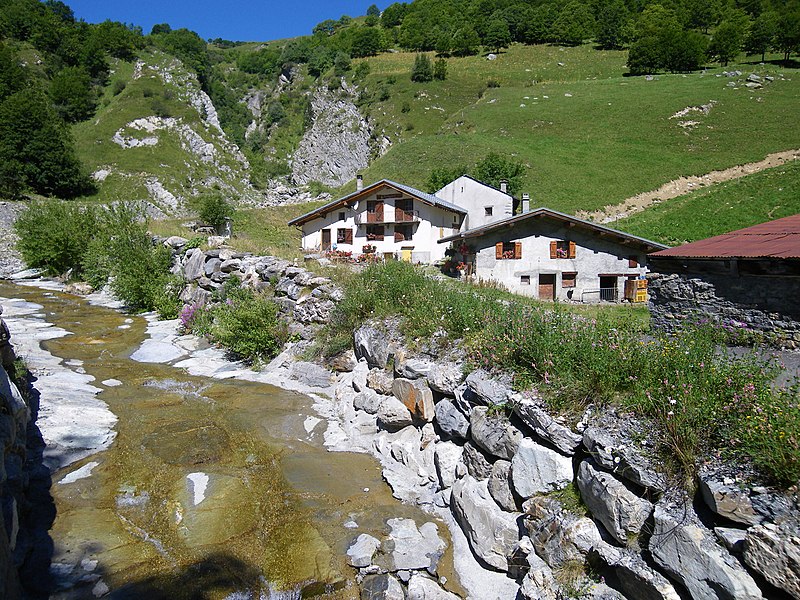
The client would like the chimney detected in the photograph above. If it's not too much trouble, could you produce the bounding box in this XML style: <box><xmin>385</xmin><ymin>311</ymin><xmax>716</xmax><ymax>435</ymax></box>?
<box><xmin>522</xmin><ymin>193</ymin><xmax>530</xmax><ymax>213</ymax></box>
<box><xmin>499</xmin><ymin>179</ymin><xmax>508</xmax><ymax>194</ymax></box>
<box><xmin>356</xmin><ymin>174</ymin><xmax>364</xmax><ymax>191</ymax></box>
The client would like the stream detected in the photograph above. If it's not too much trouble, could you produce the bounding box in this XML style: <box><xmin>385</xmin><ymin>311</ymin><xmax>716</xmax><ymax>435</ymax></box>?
<box><xmin>0</xmin><ymin>281</ymin><xmax>459</xmax><ymax>599</ymax></box>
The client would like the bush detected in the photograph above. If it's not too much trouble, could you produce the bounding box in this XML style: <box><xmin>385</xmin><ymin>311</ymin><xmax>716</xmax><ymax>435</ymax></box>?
<box><xmin>197</xmin><ymin>192</ymin><xmax>234</xmax><ymax>230</ymax></box>
<box><xmin>411</xmin><ymin>54</ymin><xmax>433</xmax><ymax>82</ymax></box>
<box><xmin>14</xmin><ymin>200</ymin><xmax>100</xmax><ymax>276</ymax></box>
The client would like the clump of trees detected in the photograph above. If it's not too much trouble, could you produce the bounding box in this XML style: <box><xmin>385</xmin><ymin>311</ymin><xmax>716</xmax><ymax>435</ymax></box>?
<box><xmin>427</xmin><ymin>152</ymin><xmax>527</xmax><ymax>196</ymax></box>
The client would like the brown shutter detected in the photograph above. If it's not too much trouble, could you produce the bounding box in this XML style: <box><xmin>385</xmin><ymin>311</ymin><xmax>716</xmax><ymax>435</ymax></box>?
<box><xmin>514</xmin><ymin>242</ymin><xmax>522</xmax><ymax>259</ymax></box>
<box><xmin>496</xmin><ymin>242</ymin><xmax>503</xmax><ymax>259</ymax></box>
<box><xmin>345</xmin><ymin>229</ymin><xmax>353</xmax><ymax>244</ymax></box>
<box><xmin>628</xmin><ymin>255</ymin><xmax>638</xmax><ymax>268</ymax></box>
<box><xmin>375</xmin><ymin>201</ymin><xmax>384</xmax><ymax>222</ymax></box>
<box><xmin>549</xmin><ymin>241</ymin><xmax>557</xmax><ymax>259</ymax></box>
<box><xmin>569</xmin><ymin>241</ymin><xmax>576</xmax><ymax>259</ymax></box>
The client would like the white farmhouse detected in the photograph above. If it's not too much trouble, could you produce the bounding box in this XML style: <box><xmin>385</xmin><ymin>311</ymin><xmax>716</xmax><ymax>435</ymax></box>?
<box><xmin>288</xmin><ymin>177</ymin><xmax>467</xmax><ymax>263</ymax></box>
<box><xmin>434</xmin><ymin>175</ymin><xmax>517</xmax><ymax>230</ymax></box>
<box><xmin>440</xmin><ymin>207</ymin><xmax>668</xmax><ymax>302</ymax></box>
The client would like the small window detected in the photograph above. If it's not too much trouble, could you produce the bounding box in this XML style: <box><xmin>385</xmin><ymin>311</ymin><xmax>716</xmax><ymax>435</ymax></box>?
<box><xmin>495</xmin><ymin>241</ymin><xmax>522</xmax><ymax>260</ymax></box>
<box><xmin>550</xmin><ymin>240</ymin><xmax>576</xmax><ymax>259</ymax></box>
<box><xmin>521</xmin><ymin>275</ymin><xmax>531</xmax><ymax>285</ymax></box>
<box><xmin>337</xmin><ymin>228</ymin><xmax>353</xmax><ymax>244</ymax></box>
<box><xmin>453</xmin><ymin>214</ymin><xmax>458</xmax><ymax>223</ymax></box>
<box><xmin>339</xmin><ymin>211</ymin><xmax>346</xmax><ymax>221</ymax></box>
<box><xmin>366</xmin><ymin>225</ymin><xmax>384</xmax><ymax>241</ymax></box>
<box><xmin>485</xmin><ymin>206</ymin><xmax>493</xmax><ymax>216</ymax></box>
<box><xmin>562</xmin><ymin>272</ymin><xmax>577</xmax><ymax>288</ymax></box>
<box><xmin>628</xmin><ymin>255</ymin><xmax>639</xmax><ymax>268</ymax></box>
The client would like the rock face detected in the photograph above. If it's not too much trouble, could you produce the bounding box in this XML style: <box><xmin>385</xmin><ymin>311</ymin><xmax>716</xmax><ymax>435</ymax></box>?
<box><xmin>743</xmin><ymin>520</ymin><xmax>800</xmax><ymax>599</ymax></box>
<box><xmin>649</xmin><ymin>502</ymin><xmax>764</xmax><ymax>600</ymax></box>
<box><xmin>450</xmin><ymin>476</ymin><xmax>518</xmax><ymax>571</ymax></box>
<box><xmin>291</xmin><ymin>82</ymin><xmax>373</xmax><ymax>187</ymax></box>
<box><xmin>511</xmin><ymin>438</ymin><xmax>573</xmax><ymax>498</ymax></box>
<box><xmin>576</xmin><ymin>460</ymin><xmax>652</xmax><ymax>545</ymax></box>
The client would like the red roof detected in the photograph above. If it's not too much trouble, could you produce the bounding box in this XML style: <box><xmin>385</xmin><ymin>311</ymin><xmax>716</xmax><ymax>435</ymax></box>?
<box><xmin>650</xmin><ymin>214</ymin><xmax>800</xmax><ymax>259</ymax></box>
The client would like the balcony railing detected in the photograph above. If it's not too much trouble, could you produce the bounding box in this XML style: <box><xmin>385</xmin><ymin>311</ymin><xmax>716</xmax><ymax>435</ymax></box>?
<box><xmin>355</xmin><ymin>210</ymin><xmax>420</xmax><ymax>225</ymax></box>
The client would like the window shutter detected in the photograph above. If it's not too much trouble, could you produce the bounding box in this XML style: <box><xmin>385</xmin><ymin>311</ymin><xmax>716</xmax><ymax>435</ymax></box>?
<box><xmin>496</xmin><ymin>242</ymin><xmax>503</xmax><ymax>259</ymax></box>
<box><xmin>628</xmin><ymin>255</ymin><xmax>638</xmax><ymax>268</ymax></box>
<box><xmin>514</xmin><ymin>242</ymin><xmax>522</xmax><ymax>259</ymax></box>
<box><xmin>345</xmin><ymin>229</ymin><xmax>353</xmax><ymax>244</ymax></box>
<box><xmin>549</xmin><ymin>241</ymin><xmax>557</xmax><ymax>259</ymax></box>
<box><xmin>569</xmin><ymin>241</ymin><xmax>576</xmax><ymax>259</ymax></box>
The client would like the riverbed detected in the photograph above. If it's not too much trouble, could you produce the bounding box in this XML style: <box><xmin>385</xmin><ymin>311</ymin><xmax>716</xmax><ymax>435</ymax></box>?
<box><xmin>0</xmin><ymin>281</ymin><xmax>459</xmax><ymax>599</ymax></box>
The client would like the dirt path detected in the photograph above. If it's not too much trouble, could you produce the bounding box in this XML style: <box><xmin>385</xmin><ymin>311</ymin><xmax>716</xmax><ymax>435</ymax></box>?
<box><xmin>577</xmin><ymin>148</ymin><xmax>800</xmax><ymax>224</ymax></box>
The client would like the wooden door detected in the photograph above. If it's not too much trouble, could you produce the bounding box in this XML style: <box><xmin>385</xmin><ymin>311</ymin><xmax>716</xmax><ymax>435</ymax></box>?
<box><xmin>321</xmin><ymin>229</ymin><xmax>331</xmax><ymax>250</ymax></box>
<box><xmin>538</xmin><ymin>274</ymin><xmax>556</xmax><ymax>300</ymax></box>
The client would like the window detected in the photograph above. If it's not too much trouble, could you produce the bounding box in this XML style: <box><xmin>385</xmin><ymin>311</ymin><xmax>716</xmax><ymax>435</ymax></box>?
<box><xmin>395</xmin><ymin>224</ymin><xmax>413</xmax><ymax>242</ymax></box>
<box><xmin>366</xmin><ymin>225</ymin><xmax>384</xmax><ymax>241</ymax></box>
<box><xmin>337</xmin><ymin>228</ymin><xmax>353</xmax><ymax>244</ymax></box>
<box><xmin>628</xmin><ymin>255</ymin><xmax>639</xmax><ymax>268</ymax></box>
<box><xmin>338</xmin><ymin>211</ymin><xmax>346</xmax><ymax>221</ymax></box>
<box><xmin>562</xmin><ymin>272</ymin><xmax>577</xmax><ymax>288</ymax></box>
<box><xmin>495</xmin><ymin>241</ymin><xmax>522</xmax><ymax>260</ymax></box>
<box><xmin>521</xmin><ymin>275</ymin><xmax>531</xmax><ymax>285</ymax></box>
<box><xmin>550</xmin><ymin>240</ymin><xmax>576</xmax><ymax>259</ymax></box>
<box><xmin>485</xmin><ymin>206</ymin><xmax>493</xmax><ymax>216</ymax></box>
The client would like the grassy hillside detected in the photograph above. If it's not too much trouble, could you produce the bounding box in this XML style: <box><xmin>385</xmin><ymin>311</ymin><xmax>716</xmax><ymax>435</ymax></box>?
<box><xmin>612</xmin><ymin>161</ymin><xmax>800</xmax><ymax>246</ymax></box>
<box><xmin>347</xmin><ymin>44</ymin><xmax>799</xmax><ymax>214</ymax></box>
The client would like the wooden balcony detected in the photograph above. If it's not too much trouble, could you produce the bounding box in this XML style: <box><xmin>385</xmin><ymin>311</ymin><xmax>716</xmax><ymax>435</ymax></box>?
<box><xmin>355</xmin><ymin>210</ymin><xmax>420</xmax><ymax>225</ymax></box>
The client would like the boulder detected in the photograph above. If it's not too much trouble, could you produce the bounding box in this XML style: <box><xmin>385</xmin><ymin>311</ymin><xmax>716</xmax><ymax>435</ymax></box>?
<box><xmin>576</xmin><ymin>461</ymin><xmax>652</xmax><ymax>546</ymax></box>
<box><xmin>649</xmin><ymin>501</ymin><xmax>764</xmax><ymax>600</ymax></box>
<box><xmin>488</xmin><ymin>460</ymin><xmax>517</xmax><ymax>512</ymax></box>
<box><xmin>347</xmin><ymin>533</ymin><xmax>380</xmax><ymax>568</ymax></box>
<box><xmin>590</xmin><ymin>542</ymin><xmax>682</xmax><ymax>600</ymax></box>
<box><xmin>288</xmin><ymin>361</ymin><xmax>332</xmax><ymax>389</ymax></box>
<box><xmin>450</xmin><ymin>475</ymin><xmax>519</xmax><ymax>571</ymax></box>
<box><xmin>434</xmin><ymin>441</ymin><xmax>463</xmax><ymax>490</ymax></box>
<box><xmin>583</xmin><ymin>427</ymin><xmax>666</xmax><ymax>492</ymax></box>
<box><xmin>462</xmin><ymin>441</ymin><xmax>494</xmax><ymax>480</ymax></box>
<box><xmin>698</xmin><ymin>474</ymin><xmax>762</xmax><ymax>526</ymax></box>
<box><xmin>519</xmin><ymin>551</ymin><xmax>558</xmax><ymax>600</ymax></box>
<box><xmin>164</xmin><ymin>235</ymin><xmax>188</xmax><ymax>249</ymax></box>
<box><xmin>328</xmin><ymin>350</ymin><xmax>356</xmax><ymax>372</ymax></box>
<box><xmin>470</xmin><ymin>406</ymin><xmax>522</xmax><ymax>460</ymax></box>
<box><xmin>514</xmin><ymin>399</ymin><xmax>582</xmax><ymax>455</ymax></box>
<box><xmin>354</xmin><ymin>389</ymin><xmax>385</xmax><ymax>415</ymax></box>
<box><xmin>743</xmin><ymin>519</ymin><xmax>800</xmax><ymax>599</ymax></box>
<box><xmin>377</xmin><ymin>397</ymin><xmax>414</xmax><ymax>432</ymax></box>
<box><xmin>360</xmin><ymin>573</ymin><xmax>405</xmax><ymax>600</ymax></box>
<box><xmin>275</xmin><ymin>277</ymin><xmax>303</xmax><ymax>300</ymax></box>
<box><xmin>293</xmin><ymin>297</ymin><xmax>335</xmax><ymax>324</ymax></box>
<box><xmin>378</xmin><ymin>519</ymin><xmax>446</xmax><ymax>574</ymax></box>
<box><xmin>714</xmin><ymin>527</ymin><xmax>746</xmax><ymax>554</ymax></box>
<box><xmin>354</xmin><ymin>326</ymin><xmax>390</xmax><ymax>369</ymax></box>
<box><xmin>392</xmin><ymin>378</ymin><xmax>435</xmax><ymax>422</ymax></box>
<box><xmin>219</xmin><ymin>259</ymin><xmax>241</xmax><ymax>273</ymax></box>
<box><xmin>395</xmin><ymin>353</ymin><xmax>435</xmax><ymax>380</ymax></box>
<box><xmin>204</xmin><ymin>257</ymin><xmax>221</xmax><ymax>276</ymax></box>
<box><xmin>464</xmin><ymin>370</ymin><xmax>512</xmax><ymax>406</ymax></box>
<box><xmin>529</xmin><ymin>514</ymin><xmax>601</xmax><ymax>569</ymax></box>
<box><xmin>433</xmin><ymin>399</ymin><xmax>469</xmax><ymax>440</ymax></box>
<box><xmin>511</xmin><ymin>438</ymin><xmax>573</xmax><ymax>499</ymax></box>
<box><xmin>407</xmin><ymin>574</ymin><xmax>461</xmax><ymax>600</ymax></box>
<box><xmin>427</xmin><ymin>362</ymin><xmax>463</xmax><ymax>396</ymax></box>
<box><xmin>183</xmin><ymin>248</ymin><xmax>206</xmax><ymax>281</ymax></box>
<box><xmin>367</xmin><ymin>369</ymin><xmax>395</xmax><ymax>395</ymax></box>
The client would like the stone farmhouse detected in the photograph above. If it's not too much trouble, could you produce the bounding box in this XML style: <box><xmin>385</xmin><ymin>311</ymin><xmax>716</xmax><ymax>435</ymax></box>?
<box><xmin>439</xmin><ymin>207</ymin><xmax>667</xmax><ymax>302</ymax></box>
<box><xmin>288</xmin><ymin>176</ymin><xmax>518</xmax><ymax>263</ymax></box>
<box><xmin>647</xmin><ymin>214</ymin><xmax>800</xmax><ymax>345</ymax></box>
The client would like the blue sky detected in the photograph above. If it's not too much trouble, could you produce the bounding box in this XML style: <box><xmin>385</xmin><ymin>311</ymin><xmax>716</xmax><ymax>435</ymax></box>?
<box><xmin>66</xmin><ymin>1</ymin><xmax>386</xmax><ymax>42</ymax></box>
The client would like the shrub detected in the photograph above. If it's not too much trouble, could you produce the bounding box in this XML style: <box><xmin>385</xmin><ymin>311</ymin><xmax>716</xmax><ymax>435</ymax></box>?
<box><xmin>14</xmin><ymin>200</ymin><xmax>100</xmax><ymax>276</ymax></box>
<box><xmin>197</xmin><ymin>192</ymin><xmax>234</xmax><ymax>230</ymax></box>
<box><xmin>411</xmin><ymin>54</ymin><xmax>433</xmax><ymax>82</ymax></box>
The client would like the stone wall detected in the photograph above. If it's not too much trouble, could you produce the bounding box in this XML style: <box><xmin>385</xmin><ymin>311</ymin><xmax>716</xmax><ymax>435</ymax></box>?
<box><xmin>172</xmin><ymin>245</ymin><xmax>800</xmax><ymax>600</ymax></box>
<box><xmin>648</xmin><ymin>272</ymin><xmax>800</xmax><ymax>348</ymax></box>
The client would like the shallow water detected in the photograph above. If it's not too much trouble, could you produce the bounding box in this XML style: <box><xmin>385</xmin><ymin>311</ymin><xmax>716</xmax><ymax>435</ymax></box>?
<box><xmin>0</xmin><ymin>282</ymin><xmax>457</xmax><ymax>599</ymax></box>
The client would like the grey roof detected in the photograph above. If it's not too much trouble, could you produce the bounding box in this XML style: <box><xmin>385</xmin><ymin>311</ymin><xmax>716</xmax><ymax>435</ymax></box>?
<box><xmin>288</xmin><ymin>179</ymin><xmax>466</xmax><ymax>226</ymax></box>
<box><xmin>438</xmin><ymin>207</ymin><xmax>669</xmax><ymax>251</ymax></box>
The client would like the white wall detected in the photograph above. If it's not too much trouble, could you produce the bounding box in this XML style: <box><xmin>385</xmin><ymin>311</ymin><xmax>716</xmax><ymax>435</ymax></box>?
<box><xmin>298</xmin><ymin>187</ymin><xmax>462</xmax><ymax>262</ymax></box>
<box><xmin>466</xmin><ymin>218</ymin><xmax>650</xmax><ymax>302</ymax></box>
<box><xmin>436</xmin><ymin>176</ymin><xmax>513</xmax><ymax>231</ymax></box>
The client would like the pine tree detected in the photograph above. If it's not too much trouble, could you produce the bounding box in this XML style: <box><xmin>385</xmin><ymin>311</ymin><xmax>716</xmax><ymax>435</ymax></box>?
<box><xmin>411</xmin><ymin>53</ymin><xmax>433</xmax><ymax>82</ymax></box>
